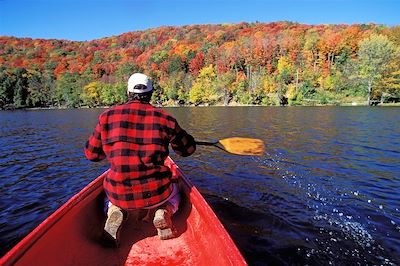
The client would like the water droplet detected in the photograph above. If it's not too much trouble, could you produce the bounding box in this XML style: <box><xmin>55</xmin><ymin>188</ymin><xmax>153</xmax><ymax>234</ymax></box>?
<box><xmin>354</xmin><ymin>191</ymin><xmax>359</xmax><ymax>196</ymax></box>
<box><xmin>368</xmin><ymin>199</ymin><xmax>371</xmax><ymax>203</ymax></box>
<box><xmin>379</xmin><ymin>205</ymin><xmax>383</xmax><ymax>209</ymax></box>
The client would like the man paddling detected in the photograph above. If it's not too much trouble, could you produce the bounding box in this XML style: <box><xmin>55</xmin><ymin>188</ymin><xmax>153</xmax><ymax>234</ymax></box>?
<box><xmin>84</xmin><ymin>73</ymin><xmax>196</xmax><ymax>247</ymax></box>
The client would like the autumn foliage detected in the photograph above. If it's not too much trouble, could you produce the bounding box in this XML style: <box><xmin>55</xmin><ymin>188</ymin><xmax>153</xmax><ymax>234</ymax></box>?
<box><xmin>0</xmin><ymin>22</ymin><xmax>399</xmax><ymax>108</ymax></box>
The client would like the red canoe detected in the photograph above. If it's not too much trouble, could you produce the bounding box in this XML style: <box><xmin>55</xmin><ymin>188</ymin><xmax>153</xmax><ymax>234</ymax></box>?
<box><xmin>1</xmin><ymin>157</ymin><xmax>247</xmax><ymax>266</ymax></box>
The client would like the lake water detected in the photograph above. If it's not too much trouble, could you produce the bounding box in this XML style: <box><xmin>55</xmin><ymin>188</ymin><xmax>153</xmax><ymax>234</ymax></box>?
<box><xmin>0</xmin><ymin>107</ymin><xmax>399</xmax><ymax>265</ymax></box>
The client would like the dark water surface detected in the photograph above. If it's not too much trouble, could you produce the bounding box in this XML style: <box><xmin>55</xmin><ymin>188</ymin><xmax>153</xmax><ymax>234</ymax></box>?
<box><xmin>0</xmin><ymin>107</ymin><xmax>399</xmax><ymax>265</ymax></box>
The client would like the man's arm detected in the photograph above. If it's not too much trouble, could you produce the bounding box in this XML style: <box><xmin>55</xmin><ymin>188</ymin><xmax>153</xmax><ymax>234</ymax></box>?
<box><xmin>170</xmin><ymin>121</ymin><xmax>196</xmax><ymax>157</ymax></box>
<box><xmin>84</xmin><ymin>122</ymin><xmax>106</xmax><ymax>162</ymax></box>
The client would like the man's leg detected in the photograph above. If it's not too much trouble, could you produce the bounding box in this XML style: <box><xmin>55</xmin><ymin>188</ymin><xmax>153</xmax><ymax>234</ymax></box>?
<box><xmin>102</xmin><ymin>200</ymin><xmax>125</xmax><ymax>247</ymax></box>
<box><xmin>153</xmin><ymin>185</ymin><xmax>181</xmax><ymax>240</ymax></box>
<box><xmin>166</xmin><ymin>186</ymin><xmax>181</xmax><ymax>214</ymax></box>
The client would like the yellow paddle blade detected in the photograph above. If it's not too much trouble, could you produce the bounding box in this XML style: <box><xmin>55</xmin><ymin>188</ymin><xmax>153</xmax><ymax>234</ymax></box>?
<box><xmin>218</xmin><ymin>137</ymin><xmax>265</xmax><ymax>156</ymax></box>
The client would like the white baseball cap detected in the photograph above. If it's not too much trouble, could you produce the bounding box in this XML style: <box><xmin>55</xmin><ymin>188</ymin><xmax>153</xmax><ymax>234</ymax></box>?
<box><xmin>127</xmin><ymin>73</ymin><xmax>153</xmax><ymax>93</ymax></box>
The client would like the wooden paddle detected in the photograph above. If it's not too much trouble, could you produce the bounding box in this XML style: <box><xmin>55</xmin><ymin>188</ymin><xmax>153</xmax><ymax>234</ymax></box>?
<box><xmin>196</xmin><ymin>137</ymin><xmax>265</xmax><ymax>156</ymax></box>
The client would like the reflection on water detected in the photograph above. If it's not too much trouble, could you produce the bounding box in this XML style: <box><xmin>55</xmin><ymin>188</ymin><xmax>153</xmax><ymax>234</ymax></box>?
<box><xmin>1</xmin><ymin>107</ymin><xmax>399</xmax><ymax>265</ymax></box>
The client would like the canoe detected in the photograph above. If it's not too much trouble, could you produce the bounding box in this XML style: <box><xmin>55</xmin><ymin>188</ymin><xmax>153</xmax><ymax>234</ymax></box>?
<box><xmin>1</xmin><ymin>157</ymin><xmax>247</xmax><ymax>266</ymax></box>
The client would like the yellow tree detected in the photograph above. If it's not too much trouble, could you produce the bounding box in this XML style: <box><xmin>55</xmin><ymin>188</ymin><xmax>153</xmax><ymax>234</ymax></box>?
<box><xmin>189</xmin><ymin>65</ymin><xmax>219</xmax><ymax>105</ymax></box>
<box><xmin>377</xmin><ymin>69</ymin><xmax>400</xmax><ymax>102</ymax></box>
<box><xmin>357</xmin><ymin>34</ymin><xmax>399</xmax><ymax>105</ymax></box>
<box><xmin>81</xmin><ymin>81</ymin><xmax>101</xmax><ymax>107</ymax></box>
<box><xmin>276</xmin><ymin>56</ymin><xmax>294</xmax><ymax>85</ymax></box>
<box><xmin>303</xmin><ymin>29</ymin><xmax>320</xmax><ymax>71</ymax></box>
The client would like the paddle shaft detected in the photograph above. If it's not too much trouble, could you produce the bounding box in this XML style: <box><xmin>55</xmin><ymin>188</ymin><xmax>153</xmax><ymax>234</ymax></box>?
<box><xmin>195</xmin><ymin>141</ymin><xmax>219</xmax><ymax>146</ymax></box>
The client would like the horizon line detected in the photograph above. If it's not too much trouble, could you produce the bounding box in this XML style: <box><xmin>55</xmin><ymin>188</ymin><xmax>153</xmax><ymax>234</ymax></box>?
<box><xmin>1</xmin><ymin>20</ymin><xmax>397</xmax><ymax>42</ymax></box>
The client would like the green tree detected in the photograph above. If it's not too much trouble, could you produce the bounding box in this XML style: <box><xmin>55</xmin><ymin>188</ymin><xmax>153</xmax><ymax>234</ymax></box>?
<box><xmin>27</xmin><ymin>70</ymin><xmax>44</xmax><ymax>107</ymax></box>
<box><xmin>55</xmin><ymin>72</ymin><xmax>82</xmax><ymax>107</ymax></box>
<box><xmin>0</xmin><ymin>69</ymin><xmax>15</xmax><ymax>109</ymax></box>
<box><xmin>115</xmin><ymin>62</ymin><xmax>143</xmax><ymax>82</ymax></box>
<box><xmin>42</xmin><ymin>70</ymin><xmax>56</xmax><ymax>107</ymax></box>
<box><xmin>150</xmin><ymin>50</ymin><xmax>169</xmax><ymax>65</ymax></box>
<box><xmin>99</xmin><ymin>82</ymin><xmax>115</xmax><ymax>106</ymax></box>
<box><xmin>168</xmin><ymin>55</ymin><xmax>185</xmax><ymax>74</ymax></box>
<box><xmin>115</xmin><ymin>83</ymin><xmax>128</xmax><ymax>104</ymax></box>
<box><xmin>13</xmin><ymin>68</ymin><xmax>29</xmax><ymax>108</ymax></box>
<box><xmin>217</xmin><ymin>72</ymin><xmax>235</xmax><ymax>105</ymax></box>
<box><xmin>177</xmin><ymin>73</ymin><xmax>192</xmax><ymax>104</ymax></box>
<box><xmin>158</xmin><ymin>72</ymin><xmax>187</xmax><ymax>103</ymax></box>
<box><xmin>356</xmin><ymin>34</ymin><xmax>398</xmax><ymax>105</ymax></box>
<box><xmin>98</xmin><ymin>82</ymin><xmax>127</xmax><ymax>106</ymax></box>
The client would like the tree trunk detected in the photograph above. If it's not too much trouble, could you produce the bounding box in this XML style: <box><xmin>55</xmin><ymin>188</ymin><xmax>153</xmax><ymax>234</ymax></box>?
<box><xmin>246</xmin><ymin>65</ymin><xmax>252</xmax><ymax>91</ymax></box>
<box><xmin>223</xmin><ymin>87</ymin><xmax>229</xmax><ymax>106</ymax></box>
<box><xmin>367</xmin><ymin>80</ymin><xmax>372</xmax><ymax>106</ymax></box>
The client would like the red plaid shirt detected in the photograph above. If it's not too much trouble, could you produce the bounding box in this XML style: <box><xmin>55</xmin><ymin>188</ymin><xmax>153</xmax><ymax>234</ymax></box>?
<box><xmin>84</xmin><ymin>100</ymin><xmax>196</xmax><ymax>209</ymax></box>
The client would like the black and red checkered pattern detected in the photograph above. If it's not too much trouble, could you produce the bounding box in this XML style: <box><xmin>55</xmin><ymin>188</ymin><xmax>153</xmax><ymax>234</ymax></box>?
<box><xmin>85</xmin><ymin>100</ymin><xmax>196</xmax><ymax>209</ymax></box>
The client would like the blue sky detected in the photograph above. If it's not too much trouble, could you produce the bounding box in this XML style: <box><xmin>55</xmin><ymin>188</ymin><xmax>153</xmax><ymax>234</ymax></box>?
<box><xmin>0</xmin><ymin>0</ymin><xmax>399</xmax><ymax>41</ymax></box>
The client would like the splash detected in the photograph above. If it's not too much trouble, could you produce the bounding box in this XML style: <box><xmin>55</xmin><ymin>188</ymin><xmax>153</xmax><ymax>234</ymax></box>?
<box><xmin>251</xmin><ymin>152</ymin><xmax>399</xmax><ymax>264</ymax></box>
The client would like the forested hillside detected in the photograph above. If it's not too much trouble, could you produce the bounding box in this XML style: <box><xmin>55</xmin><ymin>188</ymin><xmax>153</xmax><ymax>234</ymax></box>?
<box><xmin>1</xmin><ymin>22</ymin><xmax>399</xmax><ymax>108</ymax></box>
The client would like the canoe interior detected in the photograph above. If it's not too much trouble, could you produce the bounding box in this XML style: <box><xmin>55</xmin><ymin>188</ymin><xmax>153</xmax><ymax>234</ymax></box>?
<box><xmin>2</xmin><ymin>158</ymin><xmax>246</xmax><ymax>266</ymax></box>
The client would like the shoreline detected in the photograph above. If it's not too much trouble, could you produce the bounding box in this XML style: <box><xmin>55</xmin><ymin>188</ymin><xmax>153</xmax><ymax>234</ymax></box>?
<box><xmin>2</xmin><ymin>102</ymin><xmax>400</xmax><ymax>111</ymax></box>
